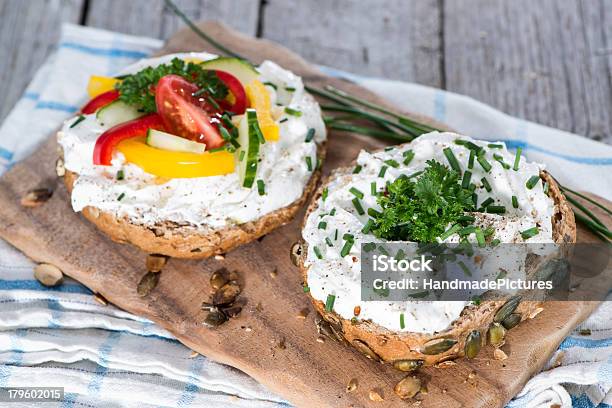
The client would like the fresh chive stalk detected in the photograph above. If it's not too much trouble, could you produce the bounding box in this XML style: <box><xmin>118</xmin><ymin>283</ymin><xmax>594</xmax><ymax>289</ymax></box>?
<box><xmin>439</xmin><ymin>224</ymin><xmax>461</xmax><ymax>240</ymax></box>
<box><xmin>475</xmin><ymin>228</ymin><xmax>485</xmax><ymax>247</ymax></box>
<box><xmin>512</xmin><ymin>195</ymin><xmax>519</xmax><ymax>208</ymax></box>
<box><xmin>352</xmin><ymin>198</ymin><xmax>365</xmax><ymax>215</ymax></box>
<box><xmin>513</xmin><ymin>147</ymin><xmax>522</xmax><ymax>171</ymax></box>
<box><xmin>384</xmin><ymin>159</ymin><xmax>399</xmax><ymax>168</ymax></box>
<box><xmin>305</xmin><ymin>128</ymin><xmax>315</xmax><ymax>142</ymax></box>
<box><xmin>481</xmin><ymin>177</ymin><xmax>492</xmax><ymax>192</ymax></box>
<box><xmin>477</xmin><ymin>154</ymin><xmax>492</xmax><ymax>172</ymax></box>
<box><xmin>257</xmin><ymin>179</ymin><xmax>266</xmax><ymax>195</ymax></box>
<box><xmin>321</xmin><ymin>187</ymin><xmax>328</xmax><ymax>201</ymax></box>
<box><xmin>285</xmin><ymin>107</ymin><xmax>302</xmax><ymax>117</ymax></box>
<box><xmin>116</xmin><ymin>170</ymin><xmax>125</xmax><ymax>180</ymax></box>
<box><xmin>378</xmin><ymin>165</ymin><xmax>388</xmax><ymax>178</ymax></box>
<box><xmin>526</xmin><ymin>175</ymin><xmax>540</xmax><ymax>189</ymax></box>
<box><xmin>313</xmin><ymin>246</ymin><xmax>323</xmax><ymax>259</ymax></box>
<box><xmin>461</xmin><ymin>170</ymin><xmax>472</xmax><ymax>189</ymax></box>
<box><xmin>353</xmin><ymin>164</ymin><xmax>362</xmax><ymax>174</ymax></box>
<box><xmin>318</xmin><ymin>221</ymin><xmax>327</xmax><ymax>230</ymax></box>
<box><xmin>443</xmin><ymin>147</ymin><xmax>462</xmax><ymax>172</ymax></box>
<box><xmin>468</xmin><ymin>150</ymin><xmax>475</xmax><ymax>169</ymax></box>
<box><xmin>520</xmin><ymin>227</ymin><xmax>539</xmax><ymax>240</ymax></box>
<box><xmin>400</xmin><ymin>313</ymin><xmax>405</xmax><ymax>329</ymax></box>
<box><xmin>349</xmin><ymin>187</ymin><xmax>364</xmax><ymax>199</ymax></box>
<box><xmin>486</xmin><ymin>205</ymin><xmax>506</xmax><ymax>214</ymax></box>
<box><xmin>325</xmin><ymin>294</ymin><xmax>336</xmax><ymax>312</ymax></box>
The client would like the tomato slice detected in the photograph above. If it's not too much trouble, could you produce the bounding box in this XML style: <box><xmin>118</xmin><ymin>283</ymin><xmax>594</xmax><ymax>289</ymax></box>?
<box><xmin>155</xmin><ymin>75</ymin><xmax>224</xmax><ymax>149</ymax></box>
<box><xmin>82</xmin><ymin>90</ymin><xmax>119</xmax><ymax>114</ymax></box>
<box><xmin>93</xmin><ymin>114</ymin><xmax>165</xmax><ymax>166</ymax></box>
<box><xmin>215</xmin><ymin>70</ymin><xmax>247</xmax><ymax>115</ymax></box>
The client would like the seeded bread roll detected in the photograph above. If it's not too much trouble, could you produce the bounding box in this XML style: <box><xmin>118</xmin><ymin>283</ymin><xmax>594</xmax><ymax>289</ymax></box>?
<box><xmin>297</xmin><ymin>148</ymin><xmax>575</xmax><ymax>367</ymax></box>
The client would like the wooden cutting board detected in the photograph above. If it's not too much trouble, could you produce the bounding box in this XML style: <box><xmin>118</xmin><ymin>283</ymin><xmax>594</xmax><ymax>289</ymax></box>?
<box><xmin>0</xmin><ymin>22</ymin><xmax>608</xmax><ymax>408</ymax></box>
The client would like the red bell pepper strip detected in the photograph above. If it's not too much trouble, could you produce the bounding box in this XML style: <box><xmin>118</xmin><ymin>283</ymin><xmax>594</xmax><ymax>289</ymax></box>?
<box><xmin>214</xmin><ymin>71</ymin><xmax>247</xmax><ymax>115</ymax></box>
<box><xmin>81</xmin><ymin>90</ymin><xmax>120</xmax><ymax>114</ymax></box>
<box><xmin>93</xmin><ymin>114</ymin><xmax>165</xmax><ymax>166</ymax></box>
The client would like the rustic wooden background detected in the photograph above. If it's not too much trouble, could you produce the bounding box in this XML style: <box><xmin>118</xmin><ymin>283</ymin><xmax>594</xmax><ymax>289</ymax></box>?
<box><xmin>1</xmin><ymin>0</ymin><xmax>611</xmax><ymax>144</ymax></box>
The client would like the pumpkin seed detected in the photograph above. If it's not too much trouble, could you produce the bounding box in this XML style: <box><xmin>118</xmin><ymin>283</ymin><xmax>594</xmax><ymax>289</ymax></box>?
<box><xmin>464</xmin><ymin>330</ymin><xmax>482</xmax><ymax>359</ymax></box>
<box><xmin>55</xmin><ymin>157</ymin><xmax>65</xmax><ymax>177</ymax></box>
<box><xmin>222</xmin><ymin>305</ymin><xmax>242</xmax><ymax>318</ymax></box>
<box><xmin>203</xmin><ymin>310</ymin><xmax>227</xmax><ymax>327</ymax></box>
<box><xmin>290</xmin><ymin>242</ymin><xmax>303</xmax><ymax>266</ymax></box>
<box><xmin>393</xmin><ymin>359</ymin><xmax>423</xmax><ymax>372</ymax></box>
<box><xmin>488</xmin><ymin>322</ymin><xmax>506</xmax><ymax>348</ymax></box>
<box><xmin>493</xmin><ymin>295</ymin><xmax>521</xmax><ymax>322</ymax></box>
<box><xmin>213</xmin><ymin>281</ymin><xmax>241</xmax><ymax>305</ymax></box>
<box><xmin>502</xmin><ymin>313</ymin><xmax>522</xmax><ymax>330</ymax></box>
<box><xmin>421</xmin><ymin>338</ymin><xmax>457</xmax><ymax>355</ymax></box>
<box><xmin>346</xmin><ymin>378</ymin><xmax>358</xmax><ymax>393</ymax></box>
<box><xmin>394</xmin><ymin>376</ymin><xmax>421</xmax><ymax>400</ymax></box>
<box><xmin>146</xmin><ymin>253</ymin><xmax>167</xmax><ymax>272</ymax></box>
<box><xmin>368</xmin><ymin>389</ymin><xmax>384</xmax><ymax>402</ymax></box>
<box><xmin>351</xmin><ymin>339</ymin><xmax>380</xmax><ymax>361</ymax></box>
<box><xmin>210</xmin><ymin>268</ymin><xmax>230</xmax><ymax>290</ymax></box>
<box><xmin>137</xmin><ymin>271</ymin><xmax>160</xmax><ymax>297</ymax></box>
<box><xmin>21</xmin><ymin>188</ymin><xmax>53</xmax><ymax>207</ymax></box>
<box><xmin>34</xmin><ymin>263</ymin><xmax>63</xmax><ymax>287</ymax></box>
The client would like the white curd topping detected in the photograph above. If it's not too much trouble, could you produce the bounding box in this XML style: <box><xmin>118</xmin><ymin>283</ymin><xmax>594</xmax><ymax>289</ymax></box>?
<box><xmin>302</xmin><ymin>132</ymin><xmax>555</xmax><ymax>334</ymax></box>
<box><xmin>57</xmin><ymin>52</ymin><xmax>326</xmax><ymax>229</ymax></box>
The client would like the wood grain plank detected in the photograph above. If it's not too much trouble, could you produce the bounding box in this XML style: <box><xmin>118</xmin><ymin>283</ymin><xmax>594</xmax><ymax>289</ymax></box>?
<box><xmin>444</xmin><ymin>0</ymin><xmax>612</xmax><ymax>143</ymax></box>
<box><xmin>85</xmin><ymin>0</ymin><xmax>260</xmax><ymax>38</ymax></box>
<box><xmin>0</xmin><ymin>0</ymin><xmax>84</xmax><ymax>123</ymax></box>
<box><xmin>260</xmin><ymin>0</ymin><xmax>443</xmax><ymax>86</ymax></box>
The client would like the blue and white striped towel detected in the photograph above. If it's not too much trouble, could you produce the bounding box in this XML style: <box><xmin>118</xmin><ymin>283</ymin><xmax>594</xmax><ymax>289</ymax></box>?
<box><xmin>0</xmin><ymin>23</ymin><xmax>610</xmax><ymax>408</ymax></box>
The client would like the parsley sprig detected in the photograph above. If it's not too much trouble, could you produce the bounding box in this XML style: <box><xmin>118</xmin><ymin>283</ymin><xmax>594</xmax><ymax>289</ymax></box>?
<box><xmin>116</xmin><ymin>58</ymin><xmax>228</xmax><ymax>113</ymax></box>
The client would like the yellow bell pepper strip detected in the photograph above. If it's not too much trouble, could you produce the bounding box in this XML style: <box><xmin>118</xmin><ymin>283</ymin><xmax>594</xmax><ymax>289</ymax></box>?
<box><xmin>117</xmin><ymin>137</ymin><xmax>235</xmax><ymax>178</ymax></box>
<box><xmin>245</xmin><ymin>80</ymin><xmax>279</xmax><ymax>141</ymax></box>
<box><xmin>87</xmin><ymin>76</ymin><xmax>121</xmax><ymax>98</ymax></box>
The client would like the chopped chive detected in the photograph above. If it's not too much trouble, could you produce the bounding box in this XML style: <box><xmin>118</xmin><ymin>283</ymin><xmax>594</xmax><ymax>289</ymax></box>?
<box><xmin>367</xmin><ymin>208</ymin><xmax>382</xmax><ymax>218</ymax></box>
<box><xmin>495</xmin><ymin>270</ymin><xmax>507</xmax><ymax>280</ymax></box>
<box><xmin>363</xmin><ymin>242</ymin><xmax>377</xmax><ymax>252</ymax></box>
<box><xmin>257</xmin><ymin>179</ymin><xmax>266</xmax><ymax>195</ymax></box>
<box><xmin>263</xmin><ymin>81</ymin><xmax>277</xmax><ymax>90</ymax></box>
<box><xmin>221</xmin><ymin>114</ymin><xmax>235</xmax><ymax>128</ymax></box>
<box><xmin>70</xmin><ymin>114</ymin><xmax>85</xmax><ymax>128</ymax></box>
<box><xmin>117</xmin><ymin>192</ymin><xmax>125</xmax><ymax>201</ymax></box>
<box><xmin>477</xmin><ymin>155</ymin><xmax>492</xmax><ymax>172</ymax></box>
<box><xmin>116</xmin><ymin>170</ymin><xmax>125</xmax><ymax>180</ymax></box>
<box><xmin>526</xmin><ymin>175</ymin><xmax>540</xmax><ymax>189</ymax></box>
<box><xmin>384</xmin><ymin>146</ymin><xmax>394</xmax><ymax>152</ymax></box>
<box><xmin>361</xmin><ymin>219</ymin><xmax>374</xmax><ymax>234</ymax></box>
<box><xmin>402</xmin><ymin>150</ymin><xmax>415</xmax><ymax>166</ymax></box>
<box><xmin>475</xmin><ymin>228</ymin><xmax>485</xmax><ymax>247</ymax></box>
<box><xmin>303</xmin><ymin>285</ymin><xmax>310</xmax><ymax>293</ymax></box>
<box><xmin>486</xmin><ymin>205</ymin><xmax>506</xmax><ymax>214</ymax></box>
<box><xmin>279</xmin><ymin>118</ymin><xmax>288</xmax><ymax>123</ymax></box>
<box><xmin>543</xmin><ymin>182</ymin><xmax>550</xmax><ymax>195</ymax></box>
<box><xmin>384</xmin><ymin>159</ymin><xmax>399</xmax><ymax>168</ymax></box>
<box><xmin>329</xmin><ymin>208</ymin><xmax>336</xmax><ymax>216</ymax></box>
<box><xmin>318</xmin><ymin>221</ymin><xmax>327</xmax><ymax>230</ymax></box>
<box><xmin>206</xmin><ymin>95</ymin><xmax>221</xmax><ymax>111</ymax></box>
<box><xmin>305</xmin><ymin>128</ymin><xmax>315</xmax><ymax>142</ymax></box>
<box><xmin>285</xmin><ymin>86</ymin><xmax>296</xmax><ymax>92</ymax></box>
<box><xmin>439</xmin><ymin>224</ymin><xmax>461</xmax><ymax>240</ymax></box>
<box><xmin>207</xmin><ymin>146</ymin><xmax>227</xmax><ymax>153</ymax></box>
<box><xmin>481</xmin><ymin>177</ymin><xmax>492</xmax><ymax>192</ymax></box>
<box><xmin>400</xmin><ymin>313</ymin><xmax>405</xmax><ymax>329</ymax></box>
<box><xmin>408</xmin><ymin>170</ymin><xmax>423</xmax><ymax>179</ymax></box>
<box><xmin>321</xmin><ymin>187</ymin><xmax>328</xmax><ymax>201</ymax></box>
<box><xmin>458</xmin><ymin>215</ymin><xmax>476</xmax><ymax>223</ymax></box>
<box><xmin>352</xmin><ymin>164</ymin><xmax>362</xmax><ymax>174</ymax></box>
<box><xmin>325</xmin><ymin>237</ymin><xmax>334</xmax><ymax>247</ymax></box>
<box><xmin>396</xmin><ymin>248</ymin><xmax>406</xmax><ymax>260</ymax></box>
<box><xmin>284</xmin><ymin>107</ymin><xmax>302</xmax><ymax>117</ymax></box>
<box><xmin>459</xmin><ymin>225</ymin><xmax>477</xmax><ymax>236</ymax></box>
<box><xmin>493</xmin><ymin>154</ymin><xmax>511</xmax><ymax>169</ymax></box>
<box><xmin>239</xmin><ymin>150</ymin><xmax>246</xmax><ymax>161</ymax></box>
<box><xmin>349</xmin><ymin>187</ymin><xmax>364</xmax><ymax>199</ymax></box>
<box><xmin>370</xmin><ymin>181</ymin><xmax>377</xmax><ymax>195</ymax></box>
<box><xmin>458</xmin><ymin>261</ymin><xmax>472</xmax><ymax>276</ymax></box>
<box><xmin>313</xmin><ymin>246</ymin><xmax>323</xmax><ymax>259</ymax></box>
<box><xmin>512</xmin><ymin>195</ymin><xmax>519</xmax><ymax>208</ymax></box>
<box><xmin>352</xmin><ymin>198</ymin><xmax>365</xmax><ymax>215</ymax></box>
<box><xmin>488</xmin><ymin>143</ymin><xmax>503</xmax><ymax>149</ymax></box>
<box><xmin>483</xmin><ymin>227</ymin><xmax>495</xmax><ymax>237</ymax></box>
<box><xmin>340</xmin><ymin>239</ymin><xmax>354</xmax><ymax>257</ymax></box>
<box><xmin>219</xmin><ymin>125</ymin><xmax>232</xmax><ymax>141</ymax></box>
<box><xmin>343</xmin><ymin>233</ymin><xmax>354</xmax><ymax>241</ymax></box>
<box><xmin>468</xmin><ymin>150</ymin><xmax>475</xmax><ymax>169</ymax></box>
<box><xmin>378</xmin><ymin>165</ymin><xmax>388</xmax><ymax>178</ymax></box>
<box><xmin>513</xmin><ymin>147</ymin><xmax>522</xmax><ymax>171</ymax></box>
<box><xmin>461</xmin><ymin>170</ymin><xmax>472</xmax><ymax>189</ymax></box>
<box><xmin>472</xmin><ymin>192</ymin><xmax>478</xmax><ymax>207</ymax></box>
<box><xmin>520</xmin><ymin>227</ymin><xmax>539</xmax><ymax>240</ymax></box>
<box><xmin>491</xmin><ymin>238</ymin><xmax>501</xmax><ymax>246</ymax></box>
<box><xmin>443</xmin><ymin>147</ymin><xmax>461</xmax><ymax>172</ymax></box>
<box><xmin>305</xmin><ymin>156</ymin><xmax>313</xmax><ymax>171</ymax></box>
<box><xmin>480</xmin><ymin>197</ymin><xmax>495</xmax><ymax>208</ymax></box>
<box><xmin>325</xmin><ymin>294</ymin><xmax>336</xmax><ymax>311</ymax></box>
<box><xmin>334</xmin><ymin>229</ymin><xmax>338</xmax><ymax>240</ymax></box>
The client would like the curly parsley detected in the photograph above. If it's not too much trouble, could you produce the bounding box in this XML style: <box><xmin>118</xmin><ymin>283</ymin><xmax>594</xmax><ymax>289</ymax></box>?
<box><xmin>116</xmin><ymin>58</ymin><xmax>228</xmax><ymax>113</ymax></box>
<box><xmin>370</xmin><ymin>160</ymin><xmax>476</xmax><ymax>242</ymax></box>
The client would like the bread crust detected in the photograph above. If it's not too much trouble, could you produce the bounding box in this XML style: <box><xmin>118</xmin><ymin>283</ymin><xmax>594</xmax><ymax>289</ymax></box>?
<box><xmin>63</xmin><ymin>142</ymin><xmax>325</xmax><ymax>259</ymax></box>
<box><xmin>298</xmin><ymin>150</ymin><xmax>576</xmax><ymax>366</ymax></box>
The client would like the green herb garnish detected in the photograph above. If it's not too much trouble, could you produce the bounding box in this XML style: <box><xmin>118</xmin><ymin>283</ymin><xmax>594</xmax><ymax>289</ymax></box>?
<box><xmin>481</xmin><ymin>177</ymin><xmax>492</xmax><ymax>192</ymax></box>
<box><xmin>477</xmin><ymin>154</ymin><xmax>492</xmax><ymax>172</ymax></box>
<box><xmin>352</xmin><ymin>198</ymin><xmax>365</xmax><ymax>215</ymax></box>
<box><xmin>285</xmin><ymin>86</ymin><xmax>296</xmax><ymax>92</ymax></box>
<box><xmin>322</xmin><ymin>187</ymin><xmax>328</xmax><ymax>201</ymax></box>
<box><xmin>493</xmin><ymin>153</ymin><xmax>511</xmax><ymax>169</ymax></box>
<box><xmin>403</xmin><ymin>150</ymin><xmax>415</xmax><ymax>166</ymax></box>
<box><xmin>443</xmin><ymin>147</ymin><xmax>461</xmax><ymax>172</ymax></box>
<box><xmin>363</xmin><ymin>242</ymin><xmax>377</xmax><ymax>252</ymax></box>
<box><xmin>486</xmin><ymin>205</ymin><xmax>506</xmax><ymax>214</ymax></box>
<box><xmin>468</xmin><ymin>150</ymin><xmax>475</xmax><ymax>169</ymax></box>
<box><xmin>353</xmin><ymin>164</ymin><xmax>362</xmax><ymax>174</ymax></box>
<box><xmin>461</xmin><ymin>170</ymin><xmax>472</xmax><ymax>189</ymax></box>
<box><xmin>526</xmin><ymin>175</ymin><xmax>540</xmax><ymax>189</ymax></box>
<box><xmin>458</xmin><ymin>260</ymin><xmax>472</xmax><ymax>276</ymax></box>
<box><xmin>305</xmin><ymin>128</ymin><xmax>315</xmax><ymax>142</ymax></box>
<box><xmin>488</xmin><ymin>143</ymin><xmax>503</xmax><ymax>149</ymax></box>
<box><xmin>117</xmin><ymin>193</ymin><xmax>125</xmax><ymax>201</ymax></box>
<box><xmin>513</xmin><ymin>147</ymin><xmax>522</xmax><ymax>171</ymax></box>
<box><xmin>263</xmin><ymin>81</ymin><xmax>277</xmax><ymax>90</ymax></box>
<box><xmin>257</xmin><ymin>179</ymin><xmax>265</xmax><ymax>195</ymax></box>
<box><xmin>340</xmin><ymin>239</ymin><xmax>354</xmax><ymax>257</ymax></box>
<box><xmin>318</xmin><ymin>221</ymin><xmax>327</xmax><ymax>230</ymax></box>
<box><xmin>303</xmin><ymin>285</ymin><xmax>310</xmax><ymax>293</ymax></box>
<box><xmin>370</xmin><ymin>181</ymin><xmax>377</xmax><ymax>195</ymax></box>
<box><xmin>116</xmin><ymin>170</ymin><xmax>125</xmax><ymax>180</ymax></box>
<box><xmin>313</xmin><ymin>246</ymin><xmax>323</xmax><ymax>259</ymax></box>
<box><xmin>305</xmin><ymin>156</ymin><xmax>313</xmax><ymax>171</ymax></box>
<box><xmin>349</xmin><ymin>187</ymin><xmax>364</xmax><ymax>199</ymax></box>
<box><xmin>512</xmin><ymin>195</ymin><xmax>519</xmax><ymax>208</ymax></box>
<box><xmin>378</xmin><ymin>165</ymin><xmax>388</xmax><ymax>178</ymax></box>
<box><xmin>70</xmin><ymin>114</ymin><xmax>85</xmax><ymax>128</ymax></box>
<box><xmin>284</xmin><ymin>107</ymin><xmax>302</xmax><ymax>117</ymax></box>
<box><xmin>384</xmin><ymin>159</ymin><xmax>399</xmax><ymax>168</ymax></box>
<box><xmin>400</xmin><ymin>313</ymin><xmax>405</xmax><ymax>329</ymax></box>
<box><xmin>475</xmin><ymin>228</ymin><xmax>485</xmax><ymax>247</ymax></box>
<box><xmin>520</xmin><ymin>226</ymin><xmax>539</xmax><ymax>240</ymax></box>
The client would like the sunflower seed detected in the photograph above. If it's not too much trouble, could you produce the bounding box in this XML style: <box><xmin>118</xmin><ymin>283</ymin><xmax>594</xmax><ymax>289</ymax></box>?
<box><xmin>34</xmin><ymin>263</ymin><xmax>63</xmax><ymax>287</ymax></box>
<box><xmin>213</xmin><ymin>281</ymin><xmax>241</xmax><ymax>306</ymax></box>
<box><xmin>394</xmin><ymin>376</ymin><xmax>421</xmax><ymax>400</ymax></box>
<box><xmin>351</xmin><ymin>339</ymin><xmax>380</xmax><ymax>361</ymax></box>
<box><xmin>493</xmin><ymin>348</ymin><xmax>508</xmax><ymax>360</ymax></box>
<box><xmin>146</xmin><ymin>253</ymin><xmax>168</xmax><ymax>272</ymax></box>
<box><xmin>502</xmin><ymin>313</ymin><xmax>522</xmax><ymax>330</ymax></box>
<box><xmin>203</xmin><ymin>310</ymin><xmax>227</xmax><ymax>327</ymax></box>
<box><xmin>488</xmin><ymin>322</ymin><xmax>506</xmax><ymax>348</ymax></box>
<box><xmin>421</xmin><ymin>338</ymin><xmax>457</xmax><ymax>355</ymax></box>
<box><xmin>368</xmin><ymin>389</ymin><xmax>384</xmax><ymax>402</ymax></box>
<box><xmin>464</xmin><ymin>330</ymin><xmax>482</xmax><ymax>359</ymax></box>
<box><xmin>210</xmin><ymin>268</ymin><xmax>230</xmax><ymax>290</ymax></box>
<box><xmin>137</xmin><ymin>271</ymin><xmax>160</xmax><ymax>297</ymax></box>
<box><xmin>214</xmin><ymin>254</ymin><xmax>225</xmax><ymax>260</ymax></box>
<box><xmin>290</xmin><ymin>242</ymin><xmax>303</xmax><ymax>266</ymax></box>
<box><xmin>21</xmin><ymin>188</ymin><xmax>53</xmax><ymax>207</ymax></box>
<box><xmin>55</xmin><ymin>157</ymin><xmax>65</xmax><ymax>177</ymax></box>
<box><xmin>393</xmin><ymin>359</ymin><xmax>423</xmax><ymax>372</ymax></box>
<box><xmin>346</xmin><ymin>378</ymin><xmax>358</xmax><ymax>393</ymax></box>
<box><xmin>494</xmin><ymin>295</ymin><xmax>521</xmax><ymax>322</ymax></box>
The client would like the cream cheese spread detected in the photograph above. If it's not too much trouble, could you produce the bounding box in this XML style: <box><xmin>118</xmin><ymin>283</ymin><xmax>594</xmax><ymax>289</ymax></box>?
<box><xmin>302</xmin><ymin>132</ymin><xmax>555</xmax><ymax>334</ymax></box>
<box><xmin>57</xmin><ymin>52</ymin><xmax>326</xmax><ymax>229</ymax></box>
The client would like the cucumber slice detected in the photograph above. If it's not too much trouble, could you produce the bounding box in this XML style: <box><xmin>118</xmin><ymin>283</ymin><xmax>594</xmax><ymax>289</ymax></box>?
<box><xmin>146</xmin><ymin>129</ymin><xmax>206</xmax><ymax>154</ymax></box>
<box><xmin>96</xmin><ymin>100</ymin><xmax>143</xmax><ymax>127</ymax></box>
<box><xmin>236</xmin><ymin>109</ymin><xmax>262</xmax><ymax>188</ymax></box>
<box><xmin>199</xmin><ymin>57</ymin><xmax>259</xmax><ymax>87</ymax></box>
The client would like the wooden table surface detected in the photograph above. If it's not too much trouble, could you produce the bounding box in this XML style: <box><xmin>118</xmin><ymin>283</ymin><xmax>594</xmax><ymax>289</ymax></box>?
<box><xmin>1</xmin><ymin>0</ymin><xmax>611</xmax><ymax>144</ymax></box>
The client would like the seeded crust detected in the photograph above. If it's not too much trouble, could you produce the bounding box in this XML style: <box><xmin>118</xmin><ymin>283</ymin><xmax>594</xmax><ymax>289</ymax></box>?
<box><xmin>62</xmin><ymin>141</ymin><xmax>325</xmax><ymax>259</ymax></box>
<box><xmin>298</xmin><ymin>150</ymin><xmax>576</xmax><ymax>366</ymax></box>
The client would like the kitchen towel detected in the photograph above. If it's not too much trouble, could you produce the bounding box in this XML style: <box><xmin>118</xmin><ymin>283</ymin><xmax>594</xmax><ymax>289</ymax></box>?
<box><xmin>0</xmin><ymin>23</ymin><xmax>610</xmax><ymax>408</ymax></box>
